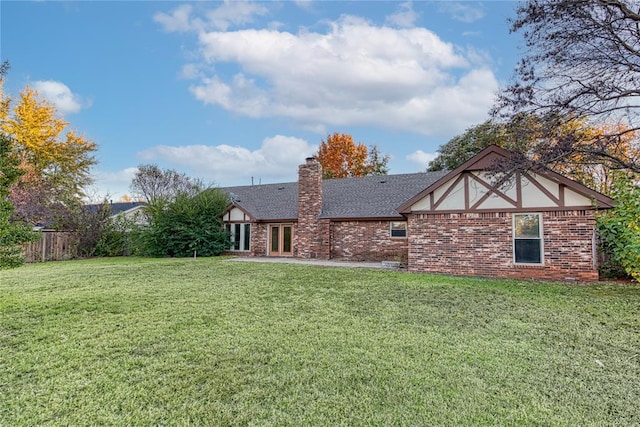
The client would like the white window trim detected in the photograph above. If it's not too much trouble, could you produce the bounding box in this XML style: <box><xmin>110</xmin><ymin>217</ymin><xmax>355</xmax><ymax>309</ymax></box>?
<box><xmin>390</xmin><ymin>221</ymin><xmax>407</xmax><ymax>238</ymax></box>
<box><xmin>227</xmin><ymin>222</ymin><xmax>251</xmax><ymax>252</ymax></box>
<box><xmin>513</xmin><ymin>213</ymin><xmax>544</xmax><ymax>265</ymax></box>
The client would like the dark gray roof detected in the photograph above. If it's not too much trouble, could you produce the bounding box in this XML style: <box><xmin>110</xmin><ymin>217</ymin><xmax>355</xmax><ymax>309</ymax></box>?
<box><xmin>321</xmin><ymin>171</ymin><xmax>449</xmax><ymax>218</ymax></box>
<box><xmin>223</xmin><ymin>170</ymin><xmax>449</xmax><ymax>221</ymax></box>
<box><xmin>224</xmin><ymin>182</ymin><xmax>298</xmax><ymax>220</ymax></box>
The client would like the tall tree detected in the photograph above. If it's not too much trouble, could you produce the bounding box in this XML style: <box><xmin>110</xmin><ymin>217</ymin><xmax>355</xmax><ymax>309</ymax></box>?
<box><xmin>428</xmin><ymin>120</ymin><xmax>508</xmax><ymax>172</ymax></box>
<box><xmin>0</xmin><ymin>133</ymin><xmax>38</xmax><ymax>268</ymax></box>
<box><xmin>0</xmin><ymin>63</ymin><xmax>39</xmax><ymax>268</ymax></box>
<box><xmin>130</xmin><ymin>164</ymin><xmax>204</xmax><ymax>204</ymax></box>
<box><xmin>316</xmin><ymin>132</ymin><xmax>389</xmax><ymax>179</ymax></box>
<box><xmin>0</xmin><ymin>85</ymin><xmax>97</xmax><ymax>225</ymax></box>
<box><xmin>494</xmin><ymin>0</ymin><xmax>640</xmax><ymax>174</ymax></box>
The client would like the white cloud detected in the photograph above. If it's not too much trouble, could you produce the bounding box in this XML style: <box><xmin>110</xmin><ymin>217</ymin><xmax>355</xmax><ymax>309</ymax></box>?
<box><xmin>385</xmin><ymin>2</ymin><xmax>419</xmax><ymax>28</ymax></box>
<box><xmin>89</xmin><ymin>136</ymin><xmax>314</xmax><ymax>200</ymax></box>
<box><xmin>438</xmin><ymin>3</ymin><xmax>485</xmax><ymax>23</ymax></box>
<box><xmin>293</xmin><ymin>0</ymin><xmax>314</xmax><ymax>10</ymax></box>
<box><xmin>180</xmin><ymin>63</ymin><xmax>207</xmax><ymax>80</ymax></box>
<box><xmin>154</xmin><ymin>1</ymin><xmax>268</xmax><ymax>33</ymax></box>
<box><xmin>185</xmin><ymin>16</ymin><xmax>497</xmax><ymax>137</ymax></box>
<box><xmin>32</xmin><ymin>80</ymin><xmax>86</xmax><ymax>114</ymax></box>
<box><xmin>205</xmin><ymin>0</ymin><xmax>268</xmax><ymax>31</ymax></box>
<box><xmin>88</xmin><ymin>167</ymin><xmax>139</xmax><ymax>202</ymax></box>
<box><xmin>407</xmin><ymin>150</ymin><xmax>438</xmax><ymax>169</ymax></box>
<box><xmin>154</xmin><ymin>4</ymin><xmax>195</xmax><ymax>32</ymax></box>
<box><xmin>137</xmin><ymin>135</ymin><xmax>316</xmax><ymax>185</ymax></box>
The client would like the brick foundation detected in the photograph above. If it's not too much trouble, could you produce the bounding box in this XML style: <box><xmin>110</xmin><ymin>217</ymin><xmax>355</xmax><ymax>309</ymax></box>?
<box><xmin>408</xmin><ymin>210</ymin><xmax>599</xmax><ymax>281</ymax></box>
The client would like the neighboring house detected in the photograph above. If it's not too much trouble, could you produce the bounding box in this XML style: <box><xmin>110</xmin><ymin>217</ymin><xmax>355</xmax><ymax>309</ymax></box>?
<box><xmin>86</xmin><ymin>201</ymin><xmax>148</xmax><ymax>225</ymax></box>
<box><xmin>221</xmin><ymin>146</ymin><xmax>614</xmax><ymax>281</ymax></box>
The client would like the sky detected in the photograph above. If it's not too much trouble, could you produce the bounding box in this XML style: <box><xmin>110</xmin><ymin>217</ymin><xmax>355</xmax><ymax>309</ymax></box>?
<box><xmin>1</xmin><ymin>0</ymin><xmax>524</xmax><ymax>201</ymax></box>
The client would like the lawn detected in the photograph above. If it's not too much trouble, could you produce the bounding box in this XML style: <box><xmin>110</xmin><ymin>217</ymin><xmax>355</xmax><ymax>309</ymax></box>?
<box><xmin>1</xmin><ymin>257</ymin><xmax>639</xmax><ymax>426</ymax></box>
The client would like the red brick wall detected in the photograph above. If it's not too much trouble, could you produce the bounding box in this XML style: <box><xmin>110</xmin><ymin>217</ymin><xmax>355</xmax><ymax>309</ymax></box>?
<box><xmin>297</xmin><ymin>158</ymin><xmax>329</xmax><ymax>259</ymax></box>
<box><xmin>330</xmin><ymin>220</ymin><xmax>408</xmax><ymax>262</ymax></box>
<box><xmin>408</xmin><ymin>210</ymin><xmax>599</xmax><ymax>281</ymax></box>
<box><xmin>250</xmin><ymin>223</ymin><xmax>268</xmax><ymax>257</ymax></box>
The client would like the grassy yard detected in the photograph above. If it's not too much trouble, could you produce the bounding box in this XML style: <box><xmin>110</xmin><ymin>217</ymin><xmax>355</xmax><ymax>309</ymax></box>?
<box><xmin>1</xmin><ymin>257</ymin><xmax>639</xmax><ymax>426</ymax></box>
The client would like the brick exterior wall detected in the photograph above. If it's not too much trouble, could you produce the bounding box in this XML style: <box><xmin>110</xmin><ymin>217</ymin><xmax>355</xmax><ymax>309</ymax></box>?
<box><xmin>330</xmin><ymin>220</ymin><xmax>408</xmax><ymax>262</ymax></box>
<box><xmin>408</xmin><ymin>210</ymin><xmax>599</xmax><ymax>281</ymax></box>
<box><xmin>297</xmin><ymin>158</ymin><xmax>329</xmax><ymax>259</ymax></box>
<box><xmin>250</xmin><ymin>222</ymin><xmax>268</xmax><ymax>257</ymax></box>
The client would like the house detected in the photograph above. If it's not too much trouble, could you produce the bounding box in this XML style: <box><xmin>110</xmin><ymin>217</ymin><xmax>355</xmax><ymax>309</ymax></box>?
<box><xmin>86</xmin><ymin>201</ymin><xmax>147</xmax><ymax>225</ymax></box>
<box><xmin>221</xmin><ymin>146</ymin><xmax>614</xmax><ymax>281</ymax></box>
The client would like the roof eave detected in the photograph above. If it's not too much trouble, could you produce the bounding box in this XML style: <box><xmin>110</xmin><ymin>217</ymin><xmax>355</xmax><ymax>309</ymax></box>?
<box><xmin>398</xmin><ymin>145</ymin><xmax>510</xmax><ymax>213</ymax></box>
<box><xmin>397</xmin><ymin>145</ymin><xmax>616</xmax><ymax>213</ymax></box>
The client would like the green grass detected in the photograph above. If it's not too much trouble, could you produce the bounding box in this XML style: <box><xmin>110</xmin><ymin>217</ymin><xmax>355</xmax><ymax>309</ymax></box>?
<box><xmin>1</xmin><ymin>257</ymin><xmax>639</xmax><ymax>426</ymax></box>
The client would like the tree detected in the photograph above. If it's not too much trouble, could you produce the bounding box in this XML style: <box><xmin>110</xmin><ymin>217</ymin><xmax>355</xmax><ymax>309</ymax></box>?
<box><xmin>597</xmin><ymin>176</ymin><xmax>640</xmax><ymax>282</ymax></box>
<box><xmin>316</xmin><ymin>133</ymin><xmax>389</xmax><ymax>179</ymax></box>
<box><xmin>0</xmin><ymin>63</ymin><xmax>39</xmax><ymax>268</ymax></box>
<box><xmin>1</xmin><ymin>133</ymin><xmax>40</xmax><ymax>269</ymax></box>
<box><xmin>141</xmin><ymin>188</ymin><xmax>230</xmax><ymax>257</ymax></box>
<box><xmin>428</xmin><ymin>120</ymin><xmax>508</xmax><ymax>171</ymax></box>
<box><xmin>429</xmin><ymin>115</ymin><xmax>639</xmax><ymax>195</ymax></box>
<box><xmin>94</xmin><ymin>211</ymin><xmax>144</xmax><ymax>257</ymax></box>
<box><xmin>0</xmin><ymin>84</ymin><xmax>97</xmax><ymax>226</ymax></box>
<box><xmin>366</xmin><ymin>144</ymin><xmax>390</xmax><ymax>176</ymax></box>
<box><xmin>130</xmin><ymin>164</ymin><xmax>204</xmax><ymax>204</ymax></box>
<box><xmin>494</xmin><ymin>0</ymin><xmax>640</xmax><ymax>174</ymax></box>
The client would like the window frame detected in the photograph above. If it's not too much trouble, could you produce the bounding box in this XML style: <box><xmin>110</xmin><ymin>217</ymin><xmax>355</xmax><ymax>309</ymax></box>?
<box><xmin>226</xmin><ymin>222</ymin><xmax>251</xmax><ymax>252</ymax></box>
<box><xmin>513</xmin><ymin>213</ymin><xmax>544</xmax><ymax>265</ymax></box>
<box><xmin>390</xmin><ymin>221</ymin><xmax>408</xmax><ymax>238</ymax></box>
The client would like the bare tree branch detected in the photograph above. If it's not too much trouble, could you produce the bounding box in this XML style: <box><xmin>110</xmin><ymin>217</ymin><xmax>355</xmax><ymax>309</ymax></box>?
<box><xmin>494</xmin><ymin>0</ymin><xmax>640</xmax><ymax>176</ymax></box>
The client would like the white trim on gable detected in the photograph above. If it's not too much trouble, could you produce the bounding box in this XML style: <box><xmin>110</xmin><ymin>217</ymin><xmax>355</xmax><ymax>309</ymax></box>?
<box><xmin>223</xmin><ymin>205</ymin><xmax>253</xmax><ymax>222</ymax></box>
<box><xmin>400</xmin><ymin>145</ymin><xmax>614</xmax><ymax>214</ymax></box>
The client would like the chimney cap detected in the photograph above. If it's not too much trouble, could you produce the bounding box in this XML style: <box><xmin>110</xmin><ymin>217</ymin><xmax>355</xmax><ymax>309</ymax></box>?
<box><xmin>305</xmin><ymin>156</ymin><xmax>318</xmax><ymax>164</ymax></box>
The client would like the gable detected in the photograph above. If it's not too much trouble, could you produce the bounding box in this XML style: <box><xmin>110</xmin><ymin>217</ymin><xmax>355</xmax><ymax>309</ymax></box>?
<box><xmin>223</xmin><ymin>206</ymin><xmax>253</xmax><ymax>222</ymax></box>
<box><xmin>399</xmin><ymin>145</ymin><xmax>614</xmax><ymax>214</ymax></box>
<box><xmin>409</xmin><ymin>170</ymin><xmax>597</xmax><ymax>212</ymax></box>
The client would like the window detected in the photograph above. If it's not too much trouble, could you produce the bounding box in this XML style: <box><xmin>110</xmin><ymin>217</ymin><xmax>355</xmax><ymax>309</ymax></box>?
<box><xmin>226</xmin><ymin>223</ymin><xmax>251</xmax><ymax>251</ymax></box>
<box><xmin>390</xmin><ymin>221</ymin><xmax>407</xmax><ymax>238</ymax></box>
<box><xmin>513</xmin><ymin>214</ymin><xmax>543</xmax><ymax>264</ymax></box>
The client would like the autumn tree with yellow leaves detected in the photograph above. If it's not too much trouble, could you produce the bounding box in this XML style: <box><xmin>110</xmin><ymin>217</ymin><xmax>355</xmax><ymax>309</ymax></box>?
<box><xmin>0</xmin><ymin>73</ymin><xmax>97</xmax><ymax>226</ymax></box>
<box><xmin>316</xmin><ymin>133</ymin><xmax>389</xmax><ymax>179</ymax></box>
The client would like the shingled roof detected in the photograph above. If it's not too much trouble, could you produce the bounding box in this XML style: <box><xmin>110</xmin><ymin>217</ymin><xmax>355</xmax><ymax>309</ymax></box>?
<box><xmin>85</xmin><ymin>201</ymin><xmax>146</xmax><ymax>216</ymax></box>
<box><xmin>223</xmin><ymin>170</ymin><xmax>449</xmax><ymax>221</ymax></box>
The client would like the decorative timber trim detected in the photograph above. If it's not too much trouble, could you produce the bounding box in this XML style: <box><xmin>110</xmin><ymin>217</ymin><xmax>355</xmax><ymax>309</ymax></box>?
<box><xmin>398</xmin><ymin>145</ymin><xmax>615</xmax><ymax>214</ymax></box>
<box><xmin>223</xmin><ymin>203</ymin><xmax>256</xmax><ymax>222</ymax></box>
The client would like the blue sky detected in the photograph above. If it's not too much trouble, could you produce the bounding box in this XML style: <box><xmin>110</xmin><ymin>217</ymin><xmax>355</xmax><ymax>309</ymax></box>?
<box><xmin>1</xmin><ymin>1</ymin><xmax>522</xmax><ymax>200</ymax></box>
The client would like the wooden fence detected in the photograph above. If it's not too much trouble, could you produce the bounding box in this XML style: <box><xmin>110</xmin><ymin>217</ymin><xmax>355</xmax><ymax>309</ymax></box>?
<box><xmin>23</xmin><ymin>231</ymin><xmax>77</xmax><ymax>263</ymax></box>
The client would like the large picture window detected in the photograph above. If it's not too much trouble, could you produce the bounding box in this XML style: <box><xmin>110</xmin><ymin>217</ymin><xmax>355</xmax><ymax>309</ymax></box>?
<box><xmin>513</xmin><ymin>213</ymin><xmax>543</xmax><ymax>264</ymax></box>
<box><xmin>225</xmin><ymin>223</ymin><xmax>251</xmax><ymax>251</ymax></box>
<box><xmin>390</xmin><ymin>221</ymin><xmax>407</xmax><ymax>238</ymax></box>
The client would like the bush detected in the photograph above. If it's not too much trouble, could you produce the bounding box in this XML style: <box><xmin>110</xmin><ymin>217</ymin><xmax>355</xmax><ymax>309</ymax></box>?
<box><xmin>597</xmin><ymin>177</ymin><xmax>640</xmax><ymax>282</ymax></box>
<box><xmin>140</xmin><ymin>188</ymin><xmax>230</xmax><ymax>257</ymax></box>
<box><xmin>94</xmin><ymin>214</ymin><xmax>145</xmax><ymax>257</ymax></box>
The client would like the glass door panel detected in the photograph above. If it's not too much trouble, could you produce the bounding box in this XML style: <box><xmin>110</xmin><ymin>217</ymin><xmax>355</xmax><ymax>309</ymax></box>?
<box><xmin>283</xmin><ymin>226</ymin><xmax>292</xmax><ymax>254</ymax></box>
<box><xmin>271</xmin><ymin>226</ymin><xmax>280</xmax><ymax>253</ymax></box>
<box><xmin>269</xmin><ymin>224</ymin><xmax>293</xmax><ymax>256</ymax></box>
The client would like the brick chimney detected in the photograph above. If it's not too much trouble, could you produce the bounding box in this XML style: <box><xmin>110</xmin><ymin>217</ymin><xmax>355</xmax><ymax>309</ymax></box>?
<box><xmin>297</xmin><ymin>157</ymin><xmax>329</xmax><ymax>259</ymax></box>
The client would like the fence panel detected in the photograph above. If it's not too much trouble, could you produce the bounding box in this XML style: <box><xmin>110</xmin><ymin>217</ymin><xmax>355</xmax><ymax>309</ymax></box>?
<box><xmin>24</xmin><ymin>231</ymin><xmax>77</xmax><ymax>263</ymax></box>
